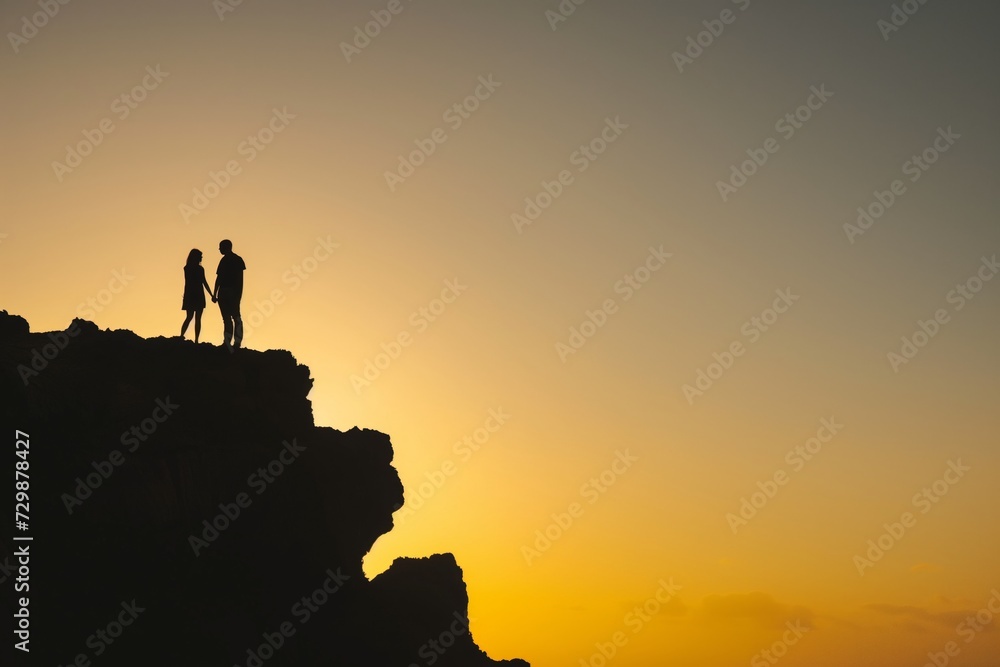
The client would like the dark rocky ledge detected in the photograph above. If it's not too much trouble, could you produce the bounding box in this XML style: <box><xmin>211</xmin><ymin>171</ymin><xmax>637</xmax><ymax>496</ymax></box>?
<box><xmin>0</xmin><ymin>311</ymin><xmax>529</xmax><ymax>667</ymax></box>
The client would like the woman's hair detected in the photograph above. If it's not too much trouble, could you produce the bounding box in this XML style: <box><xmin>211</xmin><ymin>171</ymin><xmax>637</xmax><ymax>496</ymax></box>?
<box><xmin>185</xmin><ymin>249</ymin><xmax>202</xmax><ymax>267</ymax></box>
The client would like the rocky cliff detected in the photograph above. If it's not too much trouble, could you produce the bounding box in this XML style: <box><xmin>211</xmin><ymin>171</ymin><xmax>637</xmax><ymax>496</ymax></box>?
<box><xmin>0</xmin><ymin>311</ymin><xmax>528</xmax><ymax>667</ymax></box>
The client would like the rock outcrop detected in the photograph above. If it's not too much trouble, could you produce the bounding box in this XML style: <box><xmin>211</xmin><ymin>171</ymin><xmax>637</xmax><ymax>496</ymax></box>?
<box><xmin>0</xmin><ymin>311</ymin><xmax>528</xmax><ymax>667</ymax></box>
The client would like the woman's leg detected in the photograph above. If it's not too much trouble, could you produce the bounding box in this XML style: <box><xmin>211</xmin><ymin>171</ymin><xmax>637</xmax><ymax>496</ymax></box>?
<box><xmin>181</xmin><ymin>310</ymin><xmax>194</xmax><ymax>337</ymax></box>
<box><xmin>194</xmin><ymin>310</ymin><xmax>203</xmax><ymax>343</ymax></box>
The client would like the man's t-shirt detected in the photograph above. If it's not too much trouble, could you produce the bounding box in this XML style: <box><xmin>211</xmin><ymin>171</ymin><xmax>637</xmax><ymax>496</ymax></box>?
<box><xmin>216</xmin><ymin>253</ymin><xmax>246</xmax><ymax>300</ymax></box>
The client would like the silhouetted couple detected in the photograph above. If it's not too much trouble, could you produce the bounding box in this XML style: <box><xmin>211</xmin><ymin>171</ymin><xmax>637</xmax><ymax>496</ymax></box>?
<box><xmin>180</xmin><ymin>239</ymin><xmax>246</xmax><ymax>349</ymax></box>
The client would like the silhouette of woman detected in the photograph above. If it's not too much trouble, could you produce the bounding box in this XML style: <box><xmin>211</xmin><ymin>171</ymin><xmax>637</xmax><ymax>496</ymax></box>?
<box><xmin>180</xmin><ymin>249</ymin><xmax>214</xmax><ymax>343</ymax></box>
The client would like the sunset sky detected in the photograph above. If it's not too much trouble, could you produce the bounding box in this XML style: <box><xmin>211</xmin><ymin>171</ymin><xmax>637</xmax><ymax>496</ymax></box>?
<box><xmin>3</xmin><ymin>1</ymin><xmax>1000</xmax><ymax>665</ymax></box>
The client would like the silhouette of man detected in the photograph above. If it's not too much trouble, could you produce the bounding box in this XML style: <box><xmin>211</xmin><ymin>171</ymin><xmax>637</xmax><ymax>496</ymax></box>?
<box><xmin>213</xmin><ymin>239</ymin><xmax>246</xmax><ymax>349</ymax></box>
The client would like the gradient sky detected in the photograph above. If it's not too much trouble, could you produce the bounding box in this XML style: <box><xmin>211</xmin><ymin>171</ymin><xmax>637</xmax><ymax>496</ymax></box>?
<box><xmin>3</xmin><ymin>1</ymin><xmax>1000</xmax><ymax>665</ymax></box>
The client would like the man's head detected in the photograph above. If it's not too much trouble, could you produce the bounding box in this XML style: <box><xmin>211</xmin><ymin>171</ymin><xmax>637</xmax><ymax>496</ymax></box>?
<box><xmin>219</xmin><ymin>239</ymin><xmax>233</xmax><ymax>255</ymax></box>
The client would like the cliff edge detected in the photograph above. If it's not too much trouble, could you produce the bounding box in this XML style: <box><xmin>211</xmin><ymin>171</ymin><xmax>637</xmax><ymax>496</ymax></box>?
<box><xmin>0</xmin><ymin>311</ymin><xmax>528</xmax><ymax>667</ymax></box>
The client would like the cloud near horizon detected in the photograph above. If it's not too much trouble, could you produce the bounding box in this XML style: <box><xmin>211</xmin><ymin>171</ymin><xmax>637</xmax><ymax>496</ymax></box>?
<box><xmin>863</xmin><ymin>602</ymin><xmax>996</xmax><ymax>634</ymax></box>
<box><xmin>653</xmin><ymin>591</ymin><xmax>815</xmax><ymax>630</ymax></box>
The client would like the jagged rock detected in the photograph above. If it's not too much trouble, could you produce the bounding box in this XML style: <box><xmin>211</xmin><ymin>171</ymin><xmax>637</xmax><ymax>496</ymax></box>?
<box><xmin>0</xmin><ymin>310</ymin><xmax>29</xmax><ymax>338</ymax></box>
<box><xmin>0</xmin><ymin>315</ymin><xmax>528</xmax><ymax>666</ymax></box>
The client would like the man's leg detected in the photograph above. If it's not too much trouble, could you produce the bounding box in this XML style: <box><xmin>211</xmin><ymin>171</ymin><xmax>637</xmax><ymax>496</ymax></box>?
<box><xmin>232</xmin><ymin>299</ymin><xmax>243</xmax><ymax>349</ymax></box>
<box><xmin>219</xmin><ymin>300</ymin><xmax>234</xmax><ymax>347</ymax></box>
